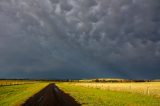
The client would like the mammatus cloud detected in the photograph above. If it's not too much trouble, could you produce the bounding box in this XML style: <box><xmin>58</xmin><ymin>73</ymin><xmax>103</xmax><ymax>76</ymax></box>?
<box><xmin>0</xmin><ymin>0</ymin><xmax>160</xmax><ymax>79</ymax></box>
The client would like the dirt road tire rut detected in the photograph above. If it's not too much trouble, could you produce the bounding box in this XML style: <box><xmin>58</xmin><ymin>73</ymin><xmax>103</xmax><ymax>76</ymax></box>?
<box><xmin>22</xmin><ymin>83</ymin><xmax>81</xmax><ymax>106</ymax></box>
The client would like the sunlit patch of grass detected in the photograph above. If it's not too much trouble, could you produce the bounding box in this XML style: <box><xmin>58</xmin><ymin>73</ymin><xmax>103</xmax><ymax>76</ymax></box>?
<box><xmin>57</xmin><ymin>83</ymin><xmax>160</xmax><ymax>106</ymax></box>
<box><xmin>0</xmin><ymin>83</ymin><xmax>48</xmax><ymax>106</ymax></box>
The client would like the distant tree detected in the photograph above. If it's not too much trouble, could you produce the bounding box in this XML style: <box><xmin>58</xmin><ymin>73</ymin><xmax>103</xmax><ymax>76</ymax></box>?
<box><xmin>95</xmin><ymin>79</ymin><xmax>99</xmax><ymax>82</ymax></box>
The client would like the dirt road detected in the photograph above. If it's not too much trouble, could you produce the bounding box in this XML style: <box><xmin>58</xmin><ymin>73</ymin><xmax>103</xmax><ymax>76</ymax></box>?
<box><xmin>22</xmin><ymin>83</ymin><xmax>81</xmax><ymax>106</ymax></box>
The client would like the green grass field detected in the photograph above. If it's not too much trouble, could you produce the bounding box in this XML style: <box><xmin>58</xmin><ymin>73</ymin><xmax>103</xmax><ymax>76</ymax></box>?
<box><xmin>0</xmin><ymin>83</ymin><xmax>48</xmax><ymax>106</ymax></box>
<box><xmin>57</xmin><ymin>83</ymin><xmax>160</xmax><ymax>106</ymax></box>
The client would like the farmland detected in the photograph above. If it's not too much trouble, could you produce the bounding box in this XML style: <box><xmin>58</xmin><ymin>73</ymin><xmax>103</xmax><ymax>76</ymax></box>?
<box><xmin>0</xmin><ymin>80</ymin><xmax>35</xmax><ymax>86</ymax></box>
<box><xmin>57</xmin><ymin>82</ymin><xmax>160</xmax><ymax>106</ymax></box>
<box><xmin>73</xmin><ymin>82</ymin><xmax>160</xmax><ymax>97</ymax></box>
<box><xmin>0</xmin><ymin>80</ymin><xmax>160</xmax><ymax>106</ymax></box>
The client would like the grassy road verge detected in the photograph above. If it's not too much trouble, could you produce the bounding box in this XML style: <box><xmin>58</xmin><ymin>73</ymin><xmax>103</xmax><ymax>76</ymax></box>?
<box><xmin>57</xmin><ymin>83</ymin><xmax>160</xmax><ymax>106</ymax></box>
<box><xmin>0</xmin><ymin>83</ymin><xmax>48</xmax><ymax>106</ymax></box>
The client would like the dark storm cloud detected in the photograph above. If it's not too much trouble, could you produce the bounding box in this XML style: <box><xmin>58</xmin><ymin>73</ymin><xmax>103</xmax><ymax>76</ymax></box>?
<box><xmin>0</xmin><ymin>0</ymin><xmax>160</xmax><ymax>79</ymax></box>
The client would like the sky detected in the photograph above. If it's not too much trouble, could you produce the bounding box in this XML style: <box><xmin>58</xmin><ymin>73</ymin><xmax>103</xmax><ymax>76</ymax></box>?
<box><xmin>0</xmin><ymin>0</ymin><xmax>160</xmax><ymax>79</ymax></box>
